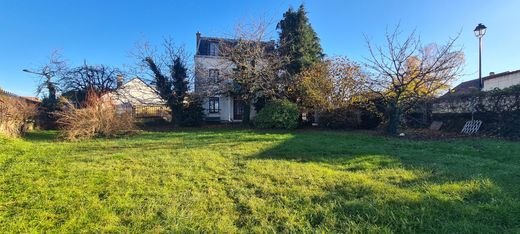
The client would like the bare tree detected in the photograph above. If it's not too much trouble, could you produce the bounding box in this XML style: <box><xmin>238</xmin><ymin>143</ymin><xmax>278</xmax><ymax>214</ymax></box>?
<box><xmin>22</xmin><ymin>50</ymin><xmax>68</xmax><ymax>129</ymax></box>
<box><xmin>365</xmin><ymin>26</ymin><xmax>464</xmax><ymax>134</ymax></box>
<box><xmin>23</xmin><ymin>50</ymin><xmax>67</xmax><ymax>103</ymax></box>
<box><xmin>60</xmin><ymin>62</ymin><xmax>122</xmax><ymax>103</ymax></box>
<box><xmin>214</xmin><ymin>19</ymin><xmax>286</xmax><ymax>124</ymax></box>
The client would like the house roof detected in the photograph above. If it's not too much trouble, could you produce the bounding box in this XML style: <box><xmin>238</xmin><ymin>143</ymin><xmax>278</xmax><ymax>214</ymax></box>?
<box><xmin>483</xmin><ymin>69</ymin><xmax>520</xmax><ymax>81</ymax></box>
<box><xmin>0</xmin><ymin>87</ymin><xmax>41</xmax><ymax>104</ymax></box>
<box><xmin>21</xmin><ymin>96</ymin><xmax>42</xmax><ymax>104</ymax></box>
<box><xmin>196</xmin><ymin>34</ymin><xmax>276</xmax><ymax>56</ymax></box>
<box><xmin>0</xmin><ymin>87</ymin><xmax>16</xmax><ymax>97</ymax></box>
<box><xmin>445</xmin><ymin>69</ymin><xmax>520</xmax><ymax>96</ymax></box>
<box><xmin>103</xmin><ymin>78</ymin><xmax>166</xmax><ymax>106</ymax></box>
<box><xmin>450</xmin><ymin>79</ymin><xmax>481</xmax><ymax>94</ymax></box>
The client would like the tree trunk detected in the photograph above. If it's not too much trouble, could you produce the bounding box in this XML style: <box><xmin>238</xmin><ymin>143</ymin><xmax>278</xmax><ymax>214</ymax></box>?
<box><xmin>242</xmin><ymin>101</ymin><xmax>251</xmax><ymax>126</ymax></box>
<box><xmin>387</xmin><ymin>103</ymin><xmax>401</xmax><ymax>135</ymax></box>
<box><xmin>170</xmin><ymin>112</ymin><xmax>177</xmax><ymax>126</ymax></box>
<box><xmin>169</xmin><ymin>100</ymin><xmax>181</xmax><ymax>126</ymax></box>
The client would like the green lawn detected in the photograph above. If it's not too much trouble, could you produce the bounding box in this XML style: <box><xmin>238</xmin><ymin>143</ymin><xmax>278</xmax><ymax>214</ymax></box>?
<box><xmin>1</xmin><ymin>129</ymin><xmax>519</xmax><ymax>233</ymax></box>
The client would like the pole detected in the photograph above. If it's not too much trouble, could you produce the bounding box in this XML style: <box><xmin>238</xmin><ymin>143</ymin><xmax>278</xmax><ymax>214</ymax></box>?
<box><xmin>479</xmin><ymin>36</ymin><xmax>482</xmax><ymax>90</ymax></box>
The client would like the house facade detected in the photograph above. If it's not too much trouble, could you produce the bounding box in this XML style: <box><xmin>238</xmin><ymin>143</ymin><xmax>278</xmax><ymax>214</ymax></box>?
<box><xmin>482</xmin><ymin>70</ymin><xmax>520</xmax><ymax>91</ymax></box>
<box><xmin>194</xmin><ymin>32</ymin><xmax>257</xmax><ymax>123</ymax></box>
<box><xmin>102</xmin><ymin>77</ymin><xmax>170</xmax><ymax>120</ymax></box>
<box><xmin>449</xmin><ymin>69</ymin><xmax>520</xmax><ymax>94</ymax></box>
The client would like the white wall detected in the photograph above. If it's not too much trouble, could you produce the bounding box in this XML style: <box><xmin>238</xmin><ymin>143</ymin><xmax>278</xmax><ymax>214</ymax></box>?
<box><xmin>201</xmin><ymin>95</ymin><xmax>256</xmax><ymax>122</ymax></box>
<box><xmin>194</xmin><ymin>55</ymin><xmax>235</xmax><ymax>93</ymax></box>
<box><xmin>196</xmin><ymin>55</ymin><xmax>233</xmax><ymax>122</ymax></box>
<box><xmin>483</xmin><ymin>72</ymin><xmax>520</xmax><ymax>91</ymax></box>
<box><xmin>195</xmin><ymin>55</ymin><xmax>260</xmax><ymax>122</ymax></box>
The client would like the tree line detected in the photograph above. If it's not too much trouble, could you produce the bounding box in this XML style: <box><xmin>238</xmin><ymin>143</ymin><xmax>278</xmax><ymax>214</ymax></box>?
<box><xmin>29</xmin><ymin>4</ymin><xmax>464</xmax><ymax>135</ymax></box>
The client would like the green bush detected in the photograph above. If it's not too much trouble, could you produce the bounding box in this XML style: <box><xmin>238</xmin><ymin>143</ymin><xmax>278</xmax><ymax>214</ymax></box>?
<box><xmin>320</xmin><ymin>107</ymin><xmax>381</xmax><ymax>129</ymax></box>
<box><xmin>180</xmin><ymin>97</ymin><xmax>204</xmax><ymax>127</ymax></box>
<box><xmin>255</xmin><ymin>99</ymin><xmax>299</xmax><ymax>129</ymax></box>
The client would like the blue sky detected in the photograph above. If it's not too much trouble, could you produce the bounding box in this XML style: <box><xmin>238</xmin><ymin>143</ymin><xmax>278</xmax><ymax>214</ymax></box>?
<box><xmin>1</xmin><ymin>0</ymin><xmax>519</xmax><ymax>96</ymax></box>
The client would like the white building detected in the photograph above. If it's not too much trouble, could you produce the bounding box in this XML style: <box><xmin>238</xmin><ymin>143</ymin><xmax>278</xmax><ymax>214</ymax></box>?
<box><xmin>102</xmin><ymin>77</ymin><xmax>170</xmax><ymax>119</ymax></box>
<box><xmin>194</xmin><ymin>32</ymin><xmax>267</xmax><ymax>123</ymax></box>
<box><xmin>482</xmin><ymin>70</ymin><xmax>520</xmax><ymax>91</ymax></box>
<box><xmin>449</xmin><ymin>69</ymin><xmax>520</xmax><ymax>94</ymax></box>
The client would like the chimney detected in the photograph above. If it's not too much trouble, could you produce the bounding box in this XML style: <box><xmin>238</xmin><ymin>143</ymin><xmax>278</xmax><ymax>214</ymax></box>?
<box><xmin>489</xmin><ymin>72</ymin><xmax>495</xmax><ymax>76</ymax></box>
<box><xmin>116</xmin><ymin>74</ymin><xmax>123</xmax><ymax>88</ymax></box>
<box><xmin>196</xmin><ymin>31</ymin><xmax>201</xmax><ymax>55</ymax></box>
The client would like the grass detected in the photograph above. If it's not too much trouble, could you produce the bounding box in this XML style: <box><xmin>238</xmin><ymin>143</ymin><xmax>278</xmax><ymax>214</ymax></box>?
<box><xmin>0</xmin><ymin>129</ymin><xmax>519</xmax><ymax>233</ymax></box>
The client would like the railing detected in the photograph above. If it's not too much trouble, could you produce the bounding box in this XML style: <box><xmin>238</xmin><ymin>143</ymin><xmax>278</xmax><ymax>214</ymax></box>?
<box><xmin>131</xmin><ymin>106</ymin><xmax>170</xmax><ymax>119</ymax></box>
<box><xmin>0</xmin><ymin>88</ymin><xmax>18</xmax><ymax>97</ymax></box>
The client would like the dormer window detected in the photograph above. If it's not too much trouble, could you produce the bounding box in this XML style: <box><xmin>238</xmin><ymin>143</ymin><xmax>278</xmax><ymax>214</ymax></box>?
<box><xmin>209</xmin><ymin>42</ymin><xmax>219</xmax><ymax>56</ymax></box>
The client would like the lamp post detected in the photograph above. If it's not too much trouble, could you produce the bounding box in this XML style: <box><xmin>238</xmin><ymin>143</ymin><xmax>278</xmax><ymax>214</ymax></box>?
<box><xmin>22</xmin><ymin>68</ymin><xmax>57</xmax><ymax>101</ymax></box>
<box><xmin>474</xmin><ymin>23</ymin><xmax>487</xmax><ymax>90</ymax></box>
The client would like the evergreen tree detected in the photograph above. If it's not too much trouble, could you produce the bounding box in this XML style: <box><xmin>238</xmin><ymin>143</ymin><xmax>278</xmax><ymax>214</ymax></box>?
<box><xmin>171</xmin><ymin>57</ymin><xmax>189</xmax><ymax>124</ymax></box>
<box><xmin>145</xmin><ymin>55</ymin><xmax>189</xmax><ymax>126</ymax></box>
<box><xmin>277</xmin><ymin>4</ymin><xmax>324</xmax><ymax>76</ymax></box>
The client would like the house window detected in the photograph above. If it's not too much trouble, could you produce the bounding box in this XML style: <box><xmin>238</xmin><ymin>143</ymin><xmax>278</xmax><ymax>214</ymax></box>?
<box><xmin>208</xmin><ymin>97</ymin><xmax>219</xmax><ymax>113</ymax></box>
<box><xmin>209</xmin><ymin>42</ymin><xmax>219</xmax><ymax>56</ymax></box>
<box><xmin>209</xmin><ymin>69</ymin><xmax>219</xmax><ymax>81</ymax></box>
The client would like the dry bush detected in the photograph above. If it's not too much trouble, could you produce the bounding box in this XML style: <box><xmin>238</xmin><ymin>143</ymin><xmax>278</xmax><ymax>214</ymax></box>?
<box><xmin>0</xmin><ymin>95</ymin><xmax>36</xmax><ymax>137</ymax></box>
<box><xmin>55</xmin><ymin>92</ymin><xmax>136</xmax><ymax>141</ymax></box>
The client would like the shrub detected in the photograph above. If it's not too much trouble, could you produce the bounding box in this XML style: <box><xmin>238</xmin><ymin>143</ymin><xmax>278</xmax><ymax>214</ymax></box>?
<box><xmin>255</xmin><ymin>99</ymin><xmax>299</xmax><ymax>129</ymax></box>
<box><xmin>179</xmin><ymin>96</ymin><xmax>204</xmax><ymax>127</ymax></box>
<box><xmin>319</xmin><ymin>108</ymin><xmax>349</xmax><ymax>129</ymax></box>
<box><xmin>0</xmin><ymin>95</ymin><xmax>36</xmax><ymax>137</ymax></box>
<box><xmin>55</xmin><ymin>92</ymin><xmax>136</xmax><ymax>141</ymax></box>
<box><xmin>319</xmin><ymin>107</ymin><xmax>381</xmax><ymax>130</ymax></box>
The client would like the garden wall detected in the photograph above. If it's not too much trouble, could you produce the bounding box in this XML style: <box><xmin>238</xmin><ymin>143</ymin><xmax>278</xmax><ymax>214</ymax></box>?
<box><xmin>431</xmin><ymin>89</ymin><xmax>520</xmax><ymax>137</ymax></box>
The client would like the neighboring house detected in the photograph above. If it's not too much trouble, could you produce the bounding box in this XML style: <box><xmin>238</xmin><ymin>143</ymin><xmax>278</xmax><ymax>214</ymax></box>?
<box><xmin>482</xmin><ymin>70</ymin><xmax>520</xmax><ymax>91</ymax></box>
<box><xmin>434</xmin><ymin>69</ymin><xmax>520</xmax><ymax>114</ymax></box>
<box><xmin>0</xmin><ymin>86</ymin><xmax>41</xmax><ymax>105</ymax></box>
<box><xmin>194</xmin><ymin>32</ymin><xmax>273</xmax><ymax>123</ymax></box>
<box><xmin>448</xmin><ymin>69</ymin><xmax>520</xmax><ymax>94</ymax></box>
<box><xmin>102</xmin><ymin>77</ymin><xmax>170</xmax><ymax>119</ymax></box>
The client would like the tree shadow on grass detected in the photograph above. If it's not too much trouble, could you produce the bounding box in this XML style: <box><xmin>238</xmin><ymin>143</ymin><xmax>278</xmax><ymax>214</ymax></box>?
<box><xmin>247</xmin><ymin>130</ymin><xmax>520</xmax><ymax>186</ymax></box>
<box><xmin>240</xmin><ymin>131</ymin><xmax>520</xmax><ymax>232</ymax></box>
<box><xmin>9</xmin><ymin>129</ymin><xmax>520</xmax><ymax>232</ymax></box>
<box><xmin>23</xmin><ymin>131</ymin><xmax>59</xmax><ymax>142</ymax></box>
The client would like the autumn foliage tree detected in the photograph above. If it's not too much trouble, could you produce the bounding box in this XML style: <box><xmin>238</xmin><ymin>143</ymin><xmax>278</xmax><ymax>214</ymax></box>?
<box><xmin>365</xmin><ymin>27</ymin><xmax>464</xmax><ymax>134</ymax></box>
<box><xmin>299</xmin><ymin>56</ymin><xmax>368</xmax><ymax>111</ymax></box>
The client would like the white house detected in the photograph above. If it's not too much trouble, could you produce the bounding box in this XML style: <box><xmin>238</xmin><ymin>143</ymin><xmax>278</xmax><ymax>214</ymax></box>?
<box><xmin>194</xmin><ymin>32</ymin><xmax>264</xmax><ymax>123</ymax></box>
<box><xmin>482</xmin><ymin>70</ymin><xmax>520</xmax><ymax>91</ymax></box>
<box><xmin>102</xmin><ymin>77</ymin><xmax>170</xmax><ymax>119</ymax></box>
<box><xmin>449</xmin><ymin>69</ymin><xmax>520</xmax><ymax>94</ymax></box>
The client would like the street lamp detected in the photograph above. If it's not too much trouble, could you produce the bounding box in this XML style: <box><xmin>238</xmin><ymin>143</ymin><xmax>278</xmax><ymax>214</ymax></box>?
<box><xmin>474</xmin><ymin>23</ymin><xmax>487</xmax><ymax>90</ymax></box>
<box><xmin>22</xmin><ymin>68</ymin><xmax>57</xmax><ymax>100</ymax></box>
<box><xmin>22</xmin><ymin>69</ymin><xmax>46</xmax><ymax>76</ymax></box>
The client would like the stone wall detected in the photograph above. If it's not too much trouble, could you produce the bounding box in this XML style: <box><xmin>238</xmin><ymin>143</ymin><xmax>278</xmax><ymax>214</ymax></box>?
<box><xmin>432</xmin><ymin>94</ymin><xmax>519</xmax><ymax>114</ymax></box>
<box><xmin>431</xmin><ymin>89</ymin><xmax>520</xmax><ymax>137</ymax></box>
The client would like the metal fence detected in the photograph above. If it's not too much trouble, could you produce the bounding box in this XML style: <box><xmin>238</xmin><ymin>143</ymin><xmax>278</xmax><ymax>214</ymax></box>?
<box><xmin>131</xmin><ymin>105</ymin><xmax>170</xmax><ymax>119</ymax></box>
